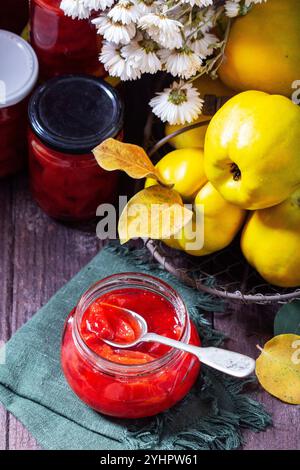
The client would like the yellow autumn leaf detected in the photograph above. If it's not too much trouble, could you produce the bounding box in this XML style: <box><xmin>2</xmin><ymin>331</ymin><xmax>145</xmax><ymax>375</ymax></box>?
<box><xmin>256</xmin><ymin>334</ymin><xmax>300</xmax><ymax>405</ymax></box>
<box><xmin>93</xmin><ymin>138</ymin><xmax>168</xmax><ymax>185</ymax></box>
<box><xmin>118</xmin><ymin>186</ymin><xmax>193</xmax><ymax>244</ymax></box>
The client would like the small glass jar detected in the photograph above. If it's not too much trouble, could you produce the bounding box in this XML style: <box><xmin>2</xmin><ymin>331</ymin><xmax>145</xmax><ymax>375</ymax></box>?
<box><xmin>0</xmin><ymin>30</ymin><xmax>38</xmax><ymax>178</ymax></box>
<box><xmin>61</xmin><ymin>273</ymin><xmax>201</xmax><ymax>419</ymax></box>
<box><xmin>28</xmin><ymin>75</ymin><xmax>124</xmax><ymax>222</ymax></box>
<box><xmin>30</xmin><ymin>0</ymin><xmax>105</xmax><ymax>81</ymax></box>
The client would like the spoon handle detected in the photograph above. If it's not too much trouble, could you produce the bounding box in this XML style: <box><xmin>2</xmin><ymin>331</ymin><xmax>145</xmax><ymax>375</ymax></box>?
<box><xmin>144</xmin><ymin>333</ymin><xmax>255</xmax><ymax>378</ymax></box>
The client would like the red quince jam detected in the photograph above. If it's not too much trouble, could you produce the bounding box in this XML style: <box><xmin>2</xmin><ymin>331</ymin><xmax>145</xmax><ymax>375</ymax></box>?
<box><xmin>28</xmin><ymin>130</ymin><xmax>119</xmax><ymax>222</ymax></box>
<box><xmin>62</xmin><ymin>287</ymin><xmax>201</xmax><ymax>418</ymax></box>
<box><xmin>84</xmin><ymin>302</ymin><xmax>140</xmax><ymax>345</ymax></box>
<box><xmin>81</xmin><ymin>289</ymin><xmax>184</xmax><ymax>364</ymax></box>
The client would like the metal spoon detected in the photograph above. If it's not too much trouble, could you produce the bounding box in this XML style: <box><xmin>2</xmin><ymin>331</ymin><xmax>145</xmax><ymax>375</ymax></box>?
<box><xmin>102</xmin><ymin>304</ymin><xmax>255</xmax><ymax>378</ymax></box>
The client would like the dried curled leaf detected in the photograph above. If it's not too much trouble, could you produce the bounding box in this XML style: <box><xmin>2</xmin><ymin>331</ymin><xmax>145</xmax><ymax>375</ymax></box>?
<box><xmin>256</xmin><ymin>334</ymin><xmax>300</xmax><ymax>405</ymax></box>
<box><xmin>118</xmin><ymin>186</ymin><xmax>193</xmax><ymax>244</ymax></box>
<box><xmin>93</xmin><ymin>138</ymin><xmax>167</xmax><ymax>184</ymax></box>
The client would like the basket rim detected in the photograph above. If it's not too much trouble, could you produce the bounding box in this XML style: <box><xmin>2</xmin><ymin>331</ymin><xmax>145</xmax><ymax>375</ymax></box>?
<box><xmin>145</xmin><ymin>239</ymin><xmax>300</xmax><ymax>305</ymax></box>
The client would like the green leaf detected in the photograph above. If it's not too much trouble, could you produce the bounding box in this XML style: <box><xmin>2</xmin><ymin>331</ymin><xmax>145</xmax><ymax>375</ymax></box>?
<box><xmin>274</xmin><ymin>301</ymin><xmax>300</xmax><ymax>336</ymax></box>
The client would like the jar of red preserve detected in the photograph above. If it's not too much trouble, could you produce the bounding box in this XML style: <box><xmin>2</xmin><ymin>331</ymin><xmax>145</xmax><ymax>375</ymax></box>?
<box><xmin>61</xmin><ymin>273</ymin><xmax>201</xmax><ymax>419</ymax></box>
<box><xmin>28</xmin><ymin>75</ymin><xmax>124</xmax><ymax>222</ymax></box>
<box><xmin>30</xmin><ymin>0</ymin><xmax>105</xmax><ymax>80</ymax></box>
<box><xmin>0</xmin><ymin>30</ymin><xmax>38</xmax><ymax>178</ymax></box>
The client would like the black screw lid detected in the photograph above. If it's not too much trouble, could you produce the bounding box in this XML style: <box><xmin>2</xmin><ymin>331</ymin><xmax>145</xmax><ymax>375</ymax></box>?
<box><xmin>28</xmin><ymin>75</ymin><xmax>124</xmax><ymax>154</ymax></box>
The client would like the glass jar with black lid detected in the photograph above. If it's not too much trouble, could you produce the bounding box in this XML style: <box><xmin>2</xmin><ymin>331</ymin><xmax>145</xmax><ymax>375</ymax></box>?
<box><xmin>28</xmin><ymin>75</ymin><xmax>124</xmax><ymax>222</ymax></box>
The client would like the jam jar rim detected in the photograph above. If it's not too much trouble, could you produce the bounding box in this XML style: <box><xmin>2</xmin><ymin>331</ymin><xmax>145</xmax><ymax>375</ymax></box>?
<box><xmin>28</xmin><ymin>74</ymin><xmax>124</xmax><ymax>155</ymax></box>
<box><xmin>71</xmin><ymin>272</ymin><xmax>191</xmax><ymax>377</ymax></box>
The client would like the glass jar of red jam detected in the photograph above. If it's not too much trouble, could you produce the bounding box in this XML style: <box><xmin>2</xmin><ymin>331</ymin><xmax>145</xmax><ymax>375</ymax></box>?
<box><xmin>61</xmin><ymin>273</ymin><xmax>201</xmax><ymax>419</ymax></box>
<box><xmin>30</xmin><ymin>0</ymin><xmax>105</xmax><ymax>81</ymax></box>
<box><xmin>28</xmin><ymin>75</ymin><xmax>124</xmax><ymax>222</ymax></box>
<box><xmin>0</xmin><ymin>30</ymin><xmax>38</xmax><ymax>178</ymax></box>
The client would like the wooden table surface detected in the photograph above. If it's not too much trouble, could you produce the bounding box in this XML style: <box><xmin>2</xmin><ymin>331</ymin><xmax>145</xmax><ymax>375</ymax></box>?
<box><xmin>0</xmin><ymin>171</ymin><xmax>299</xmax><ymax>450</ymax></box>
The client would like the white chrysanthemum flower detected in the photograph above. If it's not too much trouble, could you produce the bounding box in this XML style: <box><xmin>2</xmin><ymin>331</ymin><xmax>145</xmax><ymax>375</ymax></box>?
<box><xmin>82</xmin><ymin>0</ymin><xmax>115</xmax><ymax>11</ymax></box>
<box><xmin>100</xmin><ymin>41</ymin><xmax>122</xmax><ymax>70</ymax></box>
<box><xmin>62</xmin><ymin>0</ymin><xmax>268</xmax><ymax>124</ymax></box>
<box><xmin>122</xmin><ymin>39</ymin><xmax>161</xmax><ymax>74</ymax></box>
<box><xmin>100</xmin><ymin>41</ymin><xmax>141</xmax><ymax>80</ymax></box>
<box><xmin>60</xmin><ymin>0</ymin><xmax>90</xmax><ymax>19</ymax></box>
<box><xmin>150</xmin><ymin>81</ymin><xmax>204</xmax><ymax>125</ymax></box>
<box><xmin>190</xmin><ymin>33</ymin><xmax>219</xmax><ymax>58</ymax></box>
<box><xmin>108</xmin><ymin>0</ymin><xmax>142</xmax><ymax>25</ymax></box>
<box><xmin>135</xmin><ymin>0</ymin><xmax>155</xmax><ymax>15</ymax></box>
<box><xmin>93</xmin><ymin>15</ymin><xmax>136</xmax><ymax>44</ymax></box>
<box><xmin>181</xmin><ymin>0</ymin><xmax>213</xmax><ymax>6</ymax></box>
<box><xmin>116</xmin><ymin>59</ymin><xmax>142</xmax><ymax>80</ymax></box>
<box><xmin>225</xmin><ymin>0</ymin><xmax>266</xmax><ymax>18</ymax></box>
<box><xmin>160</xmin><ymin>48</ymin><xmax>202</xmax><ymax>80</ymax></box>
<box><xmin>224</xmin><ymin>0</ymin><xmax>241</xmax><ymax>18</ymax></box>
<box><xmin>138</xmin><ymin>14</ymin><xmax>183</xmax><ymax>50</ymax></box>
<box><xmin>199</xmin><ymin>6</ymin><xmax>216</xmax><ymax>33</ymax></box>
<box><xmin>245</xmin><ymin>0</ymin><xmax>267</xmax><ymax>6</ymax></box>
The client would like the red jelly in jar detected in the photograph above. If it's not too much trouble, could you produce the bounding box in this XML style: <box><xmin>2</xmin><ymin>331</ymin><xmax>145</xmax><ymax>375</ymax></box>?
<box><xmin>0</xmin><ymin>30</ymin><xmax>38</xmax><ymax>178</ymax></box>
<box><xmin>30</xmin><ymin>0</ymin><xmax>104</xmax><ymax>80</ymax></box>
<box><xmin>28</xmin><ymin>75</ymin><xmax>124</xmax><ymax>222</ymax></box>
<box><xmin>61</xmin><ymin>273</ymin><xmax>201</xmax><ymax>419</ymax></box>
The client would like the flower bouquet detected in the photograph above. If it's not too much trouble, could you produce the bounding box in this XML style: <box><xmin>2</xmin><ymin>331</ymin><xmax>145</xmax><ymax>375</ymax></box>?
<box><xmin>60</xmin><ymin>0</ymin><xmax>265</xmax><ymax>124</ymax></box>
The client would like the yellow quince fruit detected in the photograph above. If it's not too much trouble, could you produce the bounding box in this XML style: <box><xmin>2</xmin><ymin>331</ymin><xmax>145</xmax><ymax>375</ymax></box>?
<box><xmin>176</xmin><ymin>182</ymin><xmax>246</xmax><ymax>257</ymax></box>
<box><xmin>204</xmin><ymin>91</ymin><xmax>300</xmax><ymax>210</ymax></box>
<box><xmin>219</xmin><ymin>0</ymin><xmax>300</xmax><ymax>97</ymax></box>
<box><xmin>241</xmin><ymin>189</ymin><xmax>300</xmax><ymax>288</ymax></box>
<box><xmin>145</xmin><ymin>148</ymin><xmax>207</xmax><ymax>202</ymax></box>
<box><xmin>165</xmin><ymin>75</ymin><xmax>235</xmax><ymax>149</ymax></box>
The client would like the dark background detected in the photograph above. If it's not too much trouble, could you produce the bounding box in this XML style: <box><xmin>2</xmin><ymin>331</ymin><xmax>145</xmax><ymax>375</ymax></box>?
<box><xmin>0</xmin><ymin>0</ymin><xmax>29</xmax><ymax>34</ymax></box>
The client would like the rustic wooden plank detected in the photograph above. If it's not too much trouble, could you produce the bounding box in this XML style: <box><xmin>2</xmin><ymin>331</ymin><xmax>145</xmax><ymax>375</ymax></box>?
<box><xmin>243</xmin><ymin>392</ymin><xmax>300</xmax><ymax>450</ymax></box>
<box><xmin>7</xmin><ymin>172</ymin><xmax>103</xmax><ymax>449</ymax></box>
<box><xmin>0</xmin><ymin>407</ymin><xmax>8</xmax><ymax>450</ymax></box>
<box><xmin>0</xmin><ymin>177</ymin><xmax>14</xmax><ymax>450</ymax></box>
<box><xmin>214</xmin><ymin>303</ymin><xmax>300</xmax><ymax>450</ymax></box>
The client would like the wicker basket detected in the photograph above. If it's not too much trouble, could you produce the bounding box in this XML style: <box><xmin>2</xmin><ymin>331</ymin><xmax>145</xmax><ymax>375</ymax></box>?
<box><xmin>142</xmin><ymin>96</ymin><xmax>300</xmax><ymax>305</ymax></box>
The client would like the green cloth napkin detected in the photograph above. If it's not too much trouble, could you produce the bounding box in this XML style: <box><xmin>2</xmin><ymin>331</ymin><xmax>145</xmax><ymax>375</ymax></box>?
<box><xmin>0</xmin><ymin>244</ymin><xmax>271</xmax><ymax>450</ymax></box>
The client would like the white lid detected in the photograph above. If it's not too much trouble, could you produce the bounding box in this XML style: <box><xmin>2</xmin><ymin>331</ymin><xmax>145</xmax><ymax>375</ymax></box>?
<box><xmin>0</xmin><ymin>30</ymin><xmax>39</xmax><ymax>108</ymax></box>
